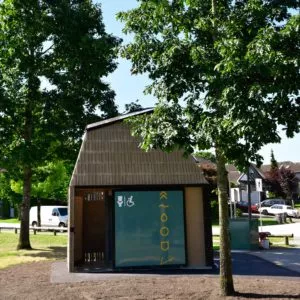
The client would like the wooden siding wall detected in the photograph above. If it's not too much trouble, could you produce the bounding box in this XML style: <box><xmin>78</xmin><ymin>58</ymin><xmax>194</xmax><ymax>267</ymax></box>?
<box><xmin>73</xmin><ymin>188</ymin><xmax>110</xmax><ymax>265</ymax></box>
<box><xmin>185</xmin><ymin>187</ymin><xmax>206</xmax><ymax>267</ymax></box>
<box><xmin>74</xmin><ymin>196</ymin><xmax>83</xmax><ymax>263</ymax></box>
<box><xmin>68</xmin><ymin>186</ymin><xmax>75</xmax><ymax>272</ymax></box>
<box><xmin>70</xmin><ymin>123</ymin><xmax>206</xmax><ymax>186</ymax></box>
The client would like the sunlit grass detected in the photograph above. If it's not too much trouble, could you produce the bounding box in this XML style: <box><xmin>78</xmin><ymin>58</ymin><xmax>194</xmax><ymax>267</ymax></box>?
<box><xmin>213</xmin><ymin>236</ymin><xmax>220</xmax><ymax>251</ymax></box>
<box><xmin>259</xmin><ymin>217</ymin><xmax>278</xmax><ymax>226</ymax></box>
<box><xmin>213</xmin><ymin>235</ymin><xmax>295</xmax><ymax>251</ymax></box>
<box><xmin>0</xmin><ymin>232</ymin><xmax>67</xmax><ymax>269</ymax></box>
<box><xmin>0</xmin><ymin>218</ymin><xmax>19</xmax><ymax>224</ymax></box>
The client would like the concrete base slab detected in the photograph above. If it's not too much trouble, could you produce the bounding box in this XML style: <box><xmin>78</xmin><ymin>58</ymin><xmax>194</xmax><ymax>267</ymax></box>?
<box><xmin>51</xmin><ymin>261</ymin><xmax>216</xmax><ymax>283</ymax></box>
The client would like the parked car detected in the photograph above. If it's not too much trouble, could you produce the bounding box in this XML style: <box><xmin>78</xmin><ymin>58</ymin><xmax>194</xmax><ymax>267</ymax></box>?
<box><xmin>30</xmin><ymin>206</ymin><xmax>68</xmax><ymax>228</ymax></box>
<box><xmin>258</xmin><ymin>199</ymin><xmax>286</xmax><ymax>208</ymax></box>
<box><xmin>236</xmin><ymin>201</ymin><xmax>258</xmax><ymax>213</ymax></box>
<box><xmin>259</xmin><ymin>204</ymin><xmax>299</xmax><ymax>218</ymax></box>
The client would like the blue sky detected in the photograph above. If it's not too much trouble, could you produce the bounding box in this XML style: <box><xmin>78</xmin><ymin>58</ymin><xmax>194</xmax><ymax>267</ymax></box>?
<box><xmin>97</xmin><ymin>0</ymin><xmax>300</xmax><ymax>164</ymax></box>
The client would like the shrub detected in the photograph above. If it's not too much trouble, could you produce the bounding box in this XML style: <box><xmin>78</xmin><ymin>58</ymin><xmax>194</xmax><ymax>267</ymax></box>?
<box><xmin>211</xmin><ymin>199</ymin><xmax>219</xmax><ymax>222</ymax></box>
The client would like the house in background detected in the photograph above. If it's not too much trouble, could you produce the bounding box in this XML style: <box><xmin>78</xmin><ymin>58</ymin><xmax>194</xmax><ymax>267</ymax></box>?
<box><xmin>227</xmin><ymin>162</ymin><xmax>300</xmax><ymax>203</ymax></box>
<box><xmin>195</xmin><ymin>160</ymin><xmax>267</xmax><ymax>204</ymax></box>
<box><xmin>68</xmin><ymin>109</ymin><xmax>213</xmax><ymax>272</ymax></box>
<box><xmin>196</xmin><ymin>157</ymin><xmax>300</xmax><ymax>204</ymax></box>
<box><xmin>236</xmin><ymin>164</ymin><xmax>266</xmax><ymax>204</ymax></box>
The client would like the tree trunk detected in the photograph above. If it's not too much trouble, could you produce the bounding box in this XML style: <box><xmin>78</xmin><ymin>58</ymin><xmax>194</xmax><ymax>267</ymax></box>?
<box><xmin>17</xmin><ymin>166</ymin><xmax>32</xmax><ymax>250</ymax></box>
<box><xmin>216</xmin><ymin>147</ymin><xmax>235</xmax><ymax>296</ymax></box>
<box><xmin>37</xmin><ymin>199</ymin><xmax>41</xmax><ymax>227</ymax></box>
<box><xmin>17</xmin><ymin>65</ymin><xmax>35</xmax><ymax>250</ymax></box>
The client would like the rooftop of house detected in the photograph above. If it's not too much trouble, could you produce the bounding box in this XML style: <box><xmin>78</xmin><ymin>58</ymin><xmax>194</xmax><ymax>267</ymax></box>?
<box><xmin>86</xmin><ymin>108</ymin><xmax>154</xmax><ymax>131</ymax></box>
<box><xmin>261</xmin><ymin>162</ymin><xmax>300</xmax><ymax>173</ymax></box>
<box><xmin>196</xmin><ymin>160</ymin><xmax>300</xmax><ymax>185</ymax></box>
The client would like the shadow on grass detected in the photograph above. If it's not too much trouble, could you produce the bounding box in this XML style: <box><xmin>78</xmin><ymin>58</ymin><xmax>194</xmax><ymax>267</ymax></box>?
<box><xmin>23</xmin><ymin>246</ymin><xmax>67</xmax><ymax>260</ymax></box>
<box><xmin>234</xmin><ymin>291</ymin><xmax>300</xmax><ymax>299</ymax></box>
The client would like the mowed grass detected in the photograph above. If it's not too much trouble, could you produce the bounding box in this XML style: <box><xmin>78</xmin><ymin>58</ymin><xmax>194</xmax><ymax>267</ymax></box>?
<box><xmin>213</xmin><ymin>236</ymin><xmax>295</xmax><ymax>251</ymax></box>
<box><xmin>0</xmin><ymin>232</ymin><xmax>67</xmax><ymax>269</ymax></box>
<box><xmin>260</xmin><ymin>217</ymin><xmax>279</xmax><ymax>226</ymax></box>
<box><xmin>0</xmin><ymin>218</ymin><xmax>20</xmax><ymax>224</ymax></box>
<box><xmin>212</xmin><ymin>217</ymin><xmax>279</xmax><ymax>228</ymax></box>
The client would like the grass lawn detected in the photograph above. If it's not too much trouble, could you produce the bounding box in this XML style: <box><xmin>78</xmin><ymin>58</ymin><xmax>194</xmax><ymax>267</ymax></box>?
<box><xmin>0</xmin><ymin>232</ymin><xmax>67</xmax><ymax>269</ymax></box>
<box><xmin>212</xmin><ymin>235</ymin><xmax>294</xmax><ymax>251</ymax></box>
<box><xmin>259</xmin><ymin>217</ymin><xmax>278</xmax><ymax>226</ymax></box>
<box><xmin>212</xmin><ymin>217</ymin><xmax>278</xmax><ymax>227</ymax></box>
<box><xmin>0</xmin><ymin>218</ymin><xmax>20</xmax><ymax>224</ymax></box>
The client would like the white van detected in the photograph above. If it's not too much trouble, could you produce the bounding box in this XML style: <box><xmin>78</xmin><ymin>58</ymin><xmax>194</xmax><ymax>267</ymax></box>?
<box><xmin>29</xmin><ymin>206</ymin><xmax>68</xmax><ymax>228</ymax></box>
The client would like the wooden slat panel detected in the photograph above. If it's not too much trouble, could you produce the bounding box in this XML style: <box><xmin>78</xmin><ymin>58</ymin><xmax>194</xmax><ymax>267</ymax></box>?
<box><xmin>83</xmin><ymin>193</ymin><xmax>105</xmax><ymax>263</ymax></box>
<box><xmin>74</xmin><ymin>196</ymin><xmax>83</xmax><ymax>263</ymax></box>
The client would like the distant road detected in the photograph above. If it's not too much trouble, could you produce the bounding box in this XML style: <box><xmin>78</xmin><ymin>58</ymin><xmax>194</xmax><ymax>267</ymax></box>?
<box><xmin>212</xmin><ymin>221</ymin><xmax>300</xmax><ymax>239</ymax></box>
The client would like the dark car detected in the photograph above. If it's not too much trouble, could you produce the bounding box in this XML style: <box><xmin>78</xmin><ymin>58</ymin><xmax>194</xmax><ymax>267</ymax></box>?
<box><xmin>259</xmin><ymin>199</ymin><xmax>286</xmax><ymax>208</ymax></box>
<box><xmin>236</xmin><ymin>201</ymin><xmax>258</xmax><ymax>213</ymax></box>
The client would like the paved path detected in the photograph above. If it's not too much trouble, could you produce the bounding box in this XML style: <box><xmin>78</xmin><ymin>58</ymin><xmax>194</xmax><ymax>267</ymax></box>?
<box><xmin>250</xmin><ymin>248</ymin><xmax>300</xmax><ymax>274</ymax></box>
<box><xmin>229</xmin><ymin>251</ymin><xmax>300</xmax><ymax>277</ymax></box>
<box><xmin>213</xmin><ymin>222</ymin><xmax>300</xmax><ymax>275</ymax></box>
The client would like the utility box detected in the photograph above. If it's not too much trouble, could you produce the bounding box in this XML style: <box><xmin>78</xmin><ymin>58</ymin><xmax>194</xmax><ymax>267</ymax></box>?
<box><xmin>229</xmin><ymin>218</ymin><xmax>259</xmax><ymax>250</ymax></box>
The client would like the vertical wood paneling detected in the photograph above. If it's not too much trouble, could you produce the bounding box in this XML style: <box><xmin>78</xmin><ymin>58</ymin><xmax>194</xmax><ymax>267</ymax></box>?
<box><xmin>74</xmin><ymin>196</ymin><xmax>83</xmax><ymax>263</ymax></box>
<box><xmin>185</xmin><ymin>187</ymin><xmax>206</xmax><ymax>267</ymax></box>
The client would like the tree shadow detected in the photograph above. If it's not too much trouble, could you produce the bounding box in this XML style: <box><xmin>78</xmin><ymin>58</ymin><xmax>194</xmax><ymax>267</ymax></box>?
<box><xmin>23</xmin><ymin>247</ymin><xmax>67</xmax><ymax>260</ymax></box>
<box><xmin>234</xmin><ymin>291</ymin><xmax>300</xmax><ymax>299</ymax></box>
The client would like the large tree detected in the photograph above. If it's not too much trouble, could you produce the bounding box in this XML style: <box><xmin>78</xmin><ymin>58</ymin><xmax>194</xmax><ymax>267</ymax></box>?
<box><xmin>10</xmin><ymin>160</ymin><xmax>71</xmax><ymax>202</ymax></box>
<box><xmin>118</xmin><ymin>0</ymin><xmax>299</xmax><ymax>296</ymax></box>
<box><xmin>0</xmin><ymin>0</ymin><xmax>120</xmax><ymax>249</ymax></box>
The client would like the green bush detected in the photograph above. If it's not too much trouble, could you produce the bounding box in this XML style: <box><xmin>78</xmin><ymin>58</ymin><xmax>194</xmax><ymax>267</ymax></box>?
<box><xmin>211</xmin><ymin>199</ymin><xmax>219</xmax><ymax>222</ymax></box>
<box><xmin>235</xmin><ymin>208</ymin><xmax>243</xmax><ymax>217</ymax></box>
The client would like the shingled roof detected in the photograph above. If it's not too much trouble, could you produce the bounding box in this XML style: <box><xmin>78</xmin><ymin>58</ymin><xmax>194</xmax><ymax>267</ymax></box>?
<box><xmin>70</xmin><ymin>109</ymin><xmax>207</xmax><ymax>186</ymax></box>
<box><xmin>261</xmin><ymin>161</ymin><xmax>300</xmax><ymax>173</ymax></box>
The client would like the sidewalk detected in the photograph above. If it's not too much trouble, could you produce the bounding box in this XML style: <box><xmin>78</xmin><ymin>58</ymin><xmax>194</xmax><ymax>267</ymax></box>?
<box><xmin>213</xmin><ymin>223</ymin><xmax>300</xmax><ymax>274</ymax></box>
<box><xmin>250</xmin><ymin>248</ymin><xmax>300</xmax><ymax>275</ymax></box>
<box><xmin>256</xmin><ymin>221</ymin><xmax>300</xmax><ymax>274</ymax></box>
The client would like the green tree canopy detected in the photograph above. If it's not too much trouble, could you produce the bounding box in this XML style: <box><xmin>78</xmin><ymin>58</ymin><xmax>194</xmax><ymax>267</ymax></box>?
<box><xmin>124</xmin><ymin>99</ymin><xmax>144</xmax><ymax>113</ymax></box>
<box><xmin>0</xmin><ymin>171</ymin><xmax>22</xmax><ymax>214</ymax></box>
<box><xmin>0</xmin><ymin>0</ymin><xmax>121</xmax><ymax>249</ymax></box>
<box><xmin>270</xmin><ymin>149</ymin><xmax>279</xmax><ymax>172</ymax></box>
<box><xmin>194</xmin><ymin>151</ymin><xmax>216</xmax><ymax>163</ymax></box>
<box><xmin>118</xmin><ymin>0</ymin><xmax>299</xmax><ymax>295</ymax></box>
<box><xmin>10</xmin><ymin>160</ymin><xmax>71</xmax><ymax>202</ymax></box>
<box><xmin>118</xmin><ymin>0</ymin><xmax>299</xmax><ymax>167</ymax></box>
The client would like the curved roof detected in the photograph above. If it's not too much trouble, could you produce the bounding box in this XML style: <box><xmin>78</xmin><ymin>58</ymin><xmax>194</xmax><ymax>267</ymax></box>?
<box><xmin>70</xmin><ymin>111</ymin><xmax>207</xmax><ymax>186</ymax></box>
<box><xmin>86</xmin><ymin>108</ymin><xmax>154</xmax><ymax>131</ymax></box>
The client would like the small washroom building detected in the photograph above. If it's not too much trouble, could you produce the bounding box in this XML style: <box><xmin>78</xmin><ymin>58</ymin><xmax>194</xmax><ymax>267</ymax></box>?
<box><xmin>68</xmin><ymin>108</ymin><xmax>213</xmax><ymax>272</ymax></box>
